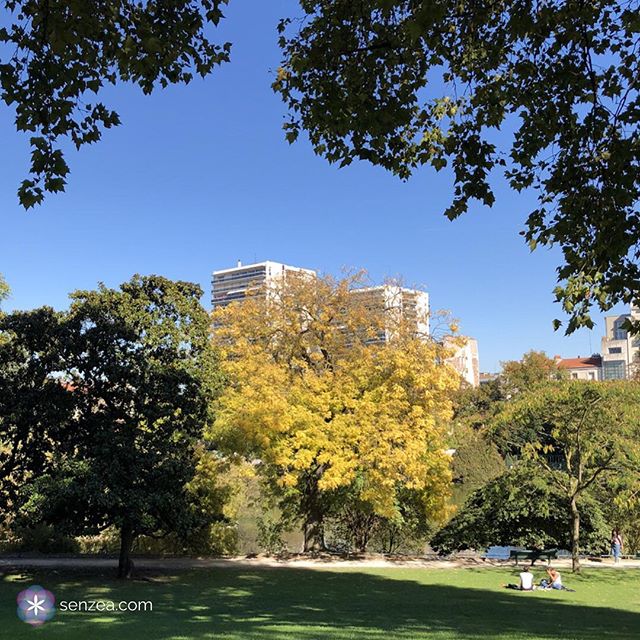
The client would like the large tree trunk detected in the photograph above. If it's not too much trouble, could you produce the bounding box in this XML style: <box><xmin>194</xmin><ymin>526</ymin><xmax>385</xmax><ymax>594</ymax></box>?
<box><xmin>570</xmin><ymin>495</ymin><xmax>581</xmax><ymax>573</ymax></box>
<box><xmin>302</xmin><ymin>468</ymin><xmax>325</xmax><ymax>552</ymax></box>
<box><xmin>117</xmin><ymin>522</ymin><xmax>135</xmax><ymax>579</ymax></box>
<box><xmin>303</xmin><ymin>512</ymin><xmax>325</xmax><ymax>552</ymax></box>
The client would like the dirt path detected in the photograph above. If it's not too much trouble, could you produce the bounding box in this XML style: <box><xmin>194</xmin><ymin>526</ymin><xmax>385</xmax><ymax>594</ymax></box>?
<box><xmin>1</xmin><ymin>554</ymin><xmax>638</xmax><ymax>571</ymax></box>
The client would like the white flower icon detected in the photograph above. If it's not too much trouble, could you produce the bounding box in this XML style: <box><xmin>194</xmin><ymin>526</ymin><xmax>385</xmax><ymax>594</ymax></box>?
<box><xmin>26</xmin><ymin>594</ymin><xmax>48</xmax><ymax>616</ymax></box>
<box><xmin>17</xmin><ymin>585</ymin><xmax>55</xmax><ymax>625</ymax></box>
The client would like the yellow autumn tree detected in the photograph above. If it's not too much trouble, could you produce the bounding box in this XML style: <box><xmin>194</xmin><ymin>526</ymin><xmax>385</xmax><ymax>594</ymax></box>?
<box><xmin>210</xmin><ymin>272</ymin><xmax>460</xmax><ymax>551</ymax></box>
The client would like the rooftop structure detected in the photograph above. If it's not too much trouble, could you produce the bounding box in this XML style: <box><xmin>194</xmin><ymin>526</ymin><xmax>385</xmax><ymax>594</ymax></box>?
<box><xmin>211</xmin><ymin>260</ymin><xmax>316</xmax><ymax>309</ymax></box>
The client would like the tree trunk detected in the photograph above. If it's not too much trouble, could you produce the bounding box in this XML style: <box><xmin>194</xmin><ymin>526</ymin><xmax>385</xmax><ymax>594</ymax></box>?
<box><xmin>117</xmin><ymin>522</ymin><xmax>135</xmax><ymax>579</ymax></box>
<box><xmin>570</xmin><ymin>495</ymin><xmax>581</xmax><ymax>573</ymax></box>
<box><xmin>303</xmin><ymin>511</ymin><xmax>325</xmax><ymax>552</ymax></box>
<box><xmin>302</xmin><ymin>469</ymin><xmax>325</xmax><ymax>552</ymax></box>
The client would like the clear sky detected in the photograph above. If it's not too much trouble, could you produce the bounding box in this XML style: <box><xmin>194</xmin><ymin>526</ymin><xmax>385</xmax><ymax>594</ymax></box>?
<box><xmin>0</xmin><ymin>0</ymin><xmax>623</xmax><ymax>372</ymax></box>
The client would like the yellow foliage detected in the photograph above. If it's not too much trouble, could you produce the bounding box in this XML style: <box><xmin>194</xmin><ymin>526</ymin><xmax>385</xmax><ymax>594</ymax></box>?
<box><xmin>209</xmin><ymin>272</ymin><xmax>459</xmax><ymax>523</ymax></box>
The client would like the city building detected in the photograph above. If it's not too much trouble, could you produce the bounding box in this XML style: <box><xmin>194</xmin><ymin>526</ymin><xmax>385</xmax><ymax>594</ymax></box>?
<box><xmin>600</xmin><ymin>306</ymin><xmax>640</xmax><ymax>379</ymax></box>
<box><xmin>211</xmin><ymin>260</ymin><xmax>316</xmax><ymax>309</ymax></box>
<box><xmin>444</xmin><ymin>336</ymin><xmax>480</xmax><ymax>387</ymax></box>
<box><xmin>479</xmin><ymin>372</ymin><xmax>499</xmax><ymax>385</ymax></box>
<box><xmin>211</xmin><ymin>260</ymin><xmax>479</xmax><ymax>386</ymax></box>
<box><xmin>554</xmin><ymin>355</ymin><xmax>602</xmax><ymax>381</ymax></box>
<box><xmin>350</xmin><ymin>285</ymin><xmax>430</xmax><ymax>343</ymax></box>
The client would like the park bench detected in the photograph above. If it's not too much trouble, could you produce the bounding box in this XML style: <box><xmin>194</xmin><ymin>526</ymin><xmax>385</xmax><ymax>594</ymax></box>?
<box><xmin>510</xmin><ymin>549</ymin><xmax>557</xmax><ymax>566</ymax></box>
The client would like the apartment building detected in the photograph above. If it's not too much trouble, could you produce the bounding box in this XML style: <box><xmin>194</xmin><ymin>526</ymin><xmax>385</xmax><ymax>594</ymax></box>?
<box><xmin>211</xmin><ymin>260</ymin><xmax>316</xmax><ymax>309</ymax></box>
<box><xmin>553</xmin><ymin>305</ymin><xmax>640</xmax><ymax>381</ymax></box>
<box><xmin>600</xmin><ymin>306</ymin><xmax>640</xmax><ymax>379</ymax></box>
<box><xmin>211</xmin><ymin>260</ymin><xmax>479</xmax><ymax>386</ymax></box>
<box><xmin>350</xmin><ymin>285</ymin><xmax>430</xmax><ymax>343</ymax></box>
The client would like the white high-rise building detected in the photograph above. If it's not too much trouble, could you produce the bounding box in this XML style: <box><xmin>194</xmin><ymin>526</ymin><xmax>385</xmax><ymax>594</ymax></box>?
<box><xmin>352</xmin><ymin>285</ymin><xmax>480</xmax><ymax>386</ymax></box>
<box><xmin>350</xmin><ymin>285</ymin><xmax>430</xmax><ymax>343</ymax></box>
<box><xmin>211</xmin><ymin>260</ymin><xmax>316</xmax><ymax>309</ymax></box>
<box><xmin>211</xmin><ymin>260</ymin><xmax>479</xmax><ymax>386</ymax></box>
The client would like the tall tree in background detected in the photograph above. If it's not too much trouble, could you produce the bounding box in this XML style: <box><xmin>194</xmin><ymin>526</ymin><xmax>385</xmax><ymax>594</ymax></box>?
<box><xmin>494</xmin><ymin>381</ymin><xmax>640</xmax><ymax>571</ymax></box>
<box><xmin>500</xmin><ymin>350</ymin><xmax>566</xmax><ymax>397</ymax></box>
<box><xmin>0</xmin><ymin>1</ymin><xmax>231</xmax><ymax>207</ymax></box>
<box><xmin>210</xmin><ymin>272</ymin><xmax>459</xmax><ymax>551</ymax></box>
<box><xmin>275</xmin><ymin>1</ymin><xmax>640</xmax><ymax>332</ymax></box>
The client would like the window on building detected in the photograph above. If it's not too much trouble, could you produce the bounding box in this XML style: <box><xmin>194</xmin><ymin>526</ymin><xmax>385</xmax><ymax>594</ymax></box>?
<box><xmin>603</xmin><ymin>360</ymin><xmax>626</xmax><ymax>380</ymax></box>
<box><xmin>608</xmin><ymin>347</ymin><xmax>622</xmax><ymax>354</ymax></box>
<box><xmin>613</xmin><ymin>322</ymin><xmax>627</xmax><ymax>340</ymax></box>
<box><xmin>571</xmin><ymin>373</ymin><xmax>578</xmax><ymax>379</ymax></box>
<box><xmin>588</xmin><ymin>372</ymin><xmax>595</xmax><ymax>380</ymax></box>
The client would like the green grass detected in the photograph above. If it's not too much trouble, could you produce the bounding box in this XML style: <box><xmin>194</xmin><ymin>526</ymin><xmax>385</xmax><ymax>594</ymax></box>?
<box><xmin>2</xmin><ymin>566</ymin><xmax>639</xmax><ymax>639</ymax></box>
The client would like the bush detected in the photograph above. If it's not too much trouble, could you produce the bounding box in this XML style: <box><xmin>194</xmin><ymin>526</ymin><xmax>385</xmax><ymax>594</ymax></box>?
<box><xmin>256</xmin><ymin>515</ymin><xmax>289</xmax><ymax>555</ymax></box>
<box><xmin>9</xmin><ymin>524</ymin><xmax>79</xmax><ymax>554</ymax></box>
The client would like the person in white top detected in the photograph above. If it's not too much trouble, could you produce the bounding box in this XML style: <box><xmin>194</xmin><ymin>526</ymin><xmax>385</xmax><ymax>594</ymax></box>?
<box><xmin>519</xmin><ymin>567</ymin><xmax>534</xmax><ymax>591</ymax></box>
<box><xmin>505</xmin><ymin>566</ymin><xmax>535</xmax><ymax>591</ymax></box>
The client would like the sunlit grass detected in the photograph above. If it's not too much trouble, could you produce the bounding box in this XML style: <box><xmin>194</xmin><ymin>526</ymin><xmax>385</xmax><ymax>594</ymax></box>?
<box><xmin>1</xmin><ymin>566</ymin><xmax>638</xmax><ymax>639</ymax></box>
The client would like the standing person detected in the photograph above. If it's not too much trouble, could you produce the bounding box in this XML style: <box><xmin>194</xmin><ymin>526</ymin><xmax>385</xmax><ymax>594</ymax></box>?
<box><xmin>611</xmin><ymin>529</ymin><xmax>623</xmax><ymax>564</ymax></box>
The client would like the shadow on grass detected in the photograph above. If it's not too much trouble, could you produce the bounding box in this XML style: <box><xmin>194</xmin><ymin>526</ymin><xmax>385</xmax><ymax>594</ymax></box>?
<box><xmin>2</xmin><ymin>568</ymin><xmax>638</xmax><ymax>639</ymax></box>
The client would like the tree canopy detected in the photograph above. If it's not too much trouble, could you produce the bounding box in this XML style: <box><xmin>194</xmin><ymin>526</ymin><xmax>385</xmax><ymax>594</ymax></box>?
<box><xmin>274</xmin><ymin>0</ymin><xmax>640</xmax><ymax>333</ymax></box>
<box><xmin>12</xmin><ymin>275</ymin><xmax>222</xmax><ymax>577</ymax></box>
<box><xmin>499</xmin><ymin>351</ymin><xmax>566</xmax><ymax>397</ymax></box>
<box><xmin>0</xmin><ymin>307</ymin><xmax>73</xmax><ymax>514</ymax></box>
<box><xmin>431</xmin><ymin>464</ymin><xmax>608</xmax><ymax>555</ymax></box>
<box><xmin>0</xmin><ymin>275</ymin><xmax>8</xmax><ymax>307</ymax></box>
<box><xmin>0</xmin><ymin>0</ymin><xmax>231</xmax><ymax>208</ymax></box>
<box><xmin>492</xmin><ymin>380</ymin><xmax>640</xmax><ymax>570</ymax></box>
<box><xmin>210</xmin><ymin>272</ymin><xmax>459</xmax><ymax>551</ymax></box>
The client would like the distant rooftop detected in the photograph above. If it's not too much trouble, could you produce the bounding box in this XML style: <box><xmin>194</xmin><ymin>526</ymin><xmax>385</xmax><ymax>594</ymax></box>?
<box><xmin>212</xmin><ymin>260</ymin><xmax>316</xmax><ymax>276</ymax></box>
<box><xmin>555</xmin><ymin>355</ymin><xmax>602</xmax><ymax>369</ymax></box>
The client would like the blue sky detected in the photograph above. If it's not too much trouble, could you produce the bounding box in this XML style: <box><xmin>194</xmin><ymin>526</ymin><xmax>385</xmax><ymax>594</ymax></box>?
<box><xmin>0</xmin><ymin>0</ymin><xmax>621</xmax><ymax>372</ymax></box>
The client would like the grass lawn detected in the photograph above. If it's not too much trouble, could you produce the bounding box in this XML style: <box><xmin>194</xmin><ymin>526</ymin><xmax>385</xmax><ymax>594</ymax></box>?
<box><xmin>1</xmin><ymin>566</ymin><xmax>638</xmax><ymax>639</ymax></box>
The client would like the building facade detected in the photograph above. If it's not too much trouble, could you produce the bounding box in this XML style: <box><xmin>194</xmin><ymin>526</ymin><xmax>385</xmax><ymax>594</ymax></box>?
<box><xmin>211</xmin><ymin>260</ymin><xmax>479</xmax><ymax>386</ymax></box>
<box><xmin>444</xmin><ymin>337</ymin><xmax>480</xmax><ymax>388</ymax></box>
<box><xmin>600</xmin><ymin>307</ymin><xmax>640</xmax><ymax>379</ymax></box>
<box><xmin>349</xmin><ymin>285</ymin><xmax>430</xmax><ymax>343</ymax></box>
<box><xmin>553</xmin><ymin>305</ymin><xmax>640</xmax><ymax>381</ymax></box>
<box><xmin>211</xmin><ymin>260</ymin><xmax>316</xmax><ymax>309</ymax></box>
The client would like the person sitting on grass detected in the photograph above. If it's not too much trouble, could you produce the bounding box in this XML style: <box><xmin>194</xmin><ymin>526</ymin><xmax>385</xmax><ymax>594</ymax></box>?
<box><xmin>505</xmin><ymin>566</ymin><xmax>535</xmax><ymax>591</ymax></box>
<box><xmin>541</xmin><ymin>567</ymin><xmax>564</xmax><ymax>590</ymax></box>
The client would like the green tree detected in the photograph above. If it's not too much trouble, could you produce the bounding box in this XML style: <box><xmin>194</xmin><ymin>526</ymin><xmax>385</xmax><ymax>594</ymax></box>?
<box><xmin>449</xmin><ymin>425</ymin><xmax>505</xmax><ymax>508</ymax></box>
<box><xmin>0</xmin><ymin>307</ymin><xmax>73</xmax><ymax>519</ymax></box>
<box><xmin>19</xmin><ymin>275</ymin><xmax>221</xmax><ymax>577</ymax></box>
<box><xmin>431</xmin><ymin>465</ymin><xmax>608</xmax><ymax>556</ymax></box>
<box><xmin>494</xmin><ymin>381</ymin><xmax>640</xmax><ymax>571</ymax></box>
<box><xmin>0</xmin><ymin>1</ymin><xmax>231</xmax><ymax>208</ymax></box>
<box><xmin>275</xmin><ymin>1</ymin><xmax>640</xmax><ymax>332</ymax></box>
<box><xmin>327</xmin><ymin>484</ymin><xmax>436</xmax><ymax>554</ymax></box>
<box><xmin>500</xmin><ymin>351</ymin><xmax>566</xmax><ymax>397</ymax></box>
